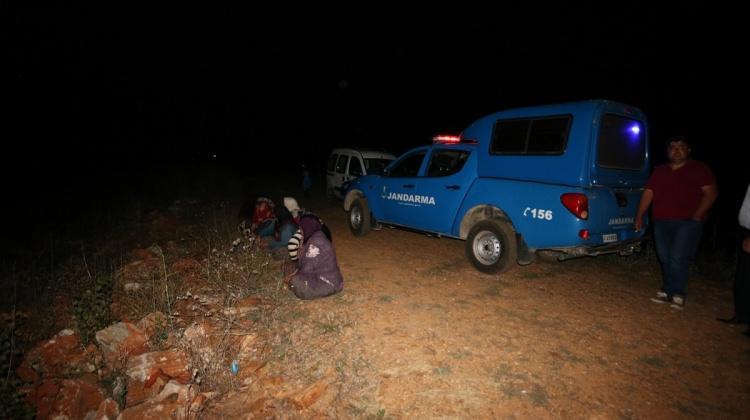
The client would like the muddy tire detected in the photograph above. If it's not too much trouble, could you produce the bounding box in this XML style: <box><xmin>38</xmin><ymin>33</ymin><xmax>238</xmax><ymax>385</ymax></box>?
<box><xmin>466</xmin><ymin>220</ymin><xmax>517</xmax><ymax>273</ymax></box>
<box><xmin>349</xmin><ymin>198</ymin><xmax>371</xmax><ymax>236</ymax></box>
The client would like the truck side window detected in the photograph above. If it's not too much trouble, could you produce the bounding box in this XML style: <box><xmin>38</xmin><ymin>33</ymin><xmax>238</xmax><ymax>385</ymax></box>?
<box><xmin>492</xmin><ymin>119</ymin><xmax>528</xmax><ymax>153</ymax></box>
<box><xmin>388</xmin><ymin>151</ymin><xmax>426</xmax><ymax>177</ymax></box>
<box><xmin>491</xmin><ymin>116</ymin><xmax>570</xmax><ymax>155</ymax></box>
<box><xmin>427</xmin><ymin>150</ymin><xmax>470</xmax><ymax>177</ymax></box>
<box><xmin>349</xmin><ymin>157</ymin><xmax>364</xmax><ymax>176</ymax></box>
<box><xmin>527</xmin><ymin>117</ymin><xmax>569</xmax><ymax>153</ymax></box>
<box><xmin>335</xmin><ymin>155</ymin><xmax>349</xmax><ymax>174</ymax></box>
<box><xmin>327</xmin><ymin>154</ymin><xmax>338</xmax><ymax>172</ymax></box>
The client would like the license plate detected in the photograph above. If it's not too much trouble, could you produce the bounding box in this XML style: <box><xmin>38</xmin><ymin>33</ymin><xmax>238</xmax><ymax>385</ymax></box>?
<box><xmin>602</xmin><ymin>233</ymin><xmax>618</xmax><ymax>243</ymax></box>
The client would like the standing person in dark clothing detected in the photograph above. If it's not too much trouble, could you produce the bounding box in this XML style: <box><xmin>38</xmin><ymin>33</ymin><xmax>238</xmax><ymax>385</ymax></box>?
<box><xmin>718</xmin><ymin>183</ymin><xmax>750</xmax><ymax>334</ymax></box>
<box><xmin>284</xmin><ymin>215</ymin><xmax>343</xmax><ymax>300</ymax></box>
<box><xmin>635</xmin><ymin>136</ymin><xmax>718</xmax><ymax>309</ymax></box>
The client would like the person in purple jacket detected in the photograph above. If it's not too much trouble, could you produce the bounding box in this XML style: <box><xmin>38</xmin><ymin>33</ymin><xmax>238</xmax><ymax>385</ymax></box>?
<box><xmin>284</xmin><ymin>215</ymin><xmax>343</xmax><ymax>299</ymax></box>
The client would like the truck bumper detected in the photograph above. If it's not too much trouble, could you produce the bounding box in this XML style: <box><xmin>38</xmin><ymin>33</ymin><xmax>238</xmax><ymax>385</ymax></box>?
<box><xmin>544</xmin><ymin>237</ymin><xmax>646</xmax><ymax>261</ymax></box>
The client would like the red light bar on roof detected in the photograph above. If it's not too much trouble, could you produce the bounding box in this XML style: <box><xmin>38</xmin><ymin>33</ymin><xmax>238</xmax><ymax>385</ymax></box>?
<box><xmin>433</xmin><ymin>135</ymin><xmax>461</xmax><ymax>144</ymax></box>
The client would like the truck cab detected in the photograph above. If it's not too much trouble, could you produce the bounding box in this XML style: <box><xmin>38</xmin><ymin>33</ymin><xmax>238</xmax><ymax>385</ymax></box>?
<box><xmin>344</xmin><ymin>100</ymin><xmax>650</xmax><ymax>273</ymax></box>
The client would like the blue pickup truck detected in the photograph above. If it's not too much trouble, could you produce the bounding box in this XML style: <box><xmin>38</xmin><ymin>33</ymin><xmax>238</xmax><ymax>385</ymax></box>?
<box><xmin>343</xmin><ymin>100</ymin><xmax>650</xmax><ymax>273</ymax></box>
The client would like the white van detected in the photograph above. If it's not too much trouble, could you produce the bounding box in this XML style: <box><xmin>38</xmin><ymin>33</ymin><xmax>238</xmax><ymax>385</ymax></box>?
<box><xmin>326</xmin><ymin>148</ymin><xmax>396</xmax><ymax>198</ymax></box>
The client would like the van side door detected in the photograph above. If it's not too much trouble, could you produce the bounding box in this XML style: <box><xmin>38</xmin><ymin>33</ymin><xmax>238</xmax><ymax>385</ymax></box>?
<box><xmin>326</xmin><ymin>153</ymin><xmax>339</xmax><ymax>195</ymax></box>
<box><xmin>348</xmin><ymin>155</ymin><xmax>364</xmax><ymax>179</ymax></box>
<box><xmin>332</xmin><ymin>154</ymin><xmax>350</xmax><ymax>197</ymax></box>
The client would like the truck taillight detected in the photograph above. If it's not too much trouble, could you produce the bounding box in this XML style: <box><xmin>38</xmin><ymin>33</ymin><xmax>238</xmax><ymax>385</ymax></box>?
<box><xmin>561</xmin><ymin>193</ymin><xmax>589</xmax><ymax>220</ymax></box>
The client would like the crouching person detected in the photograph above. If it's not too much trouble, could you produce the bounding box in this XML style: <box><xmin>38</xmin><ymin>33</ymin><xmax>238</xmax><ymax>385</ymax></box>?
<box><xmin>284</xmin><ymin>215</ymin><xmax>343</xmax><ymax>299</ymax></box>
<box><xmin>251</xmin><ymin>197</ymin><xmax>276</xmax><ymax>237</ymax></box>
<box><xmin>261</xmin><ymin>205</ymin><xmax>298</xmax><ymax>260</ymax></box>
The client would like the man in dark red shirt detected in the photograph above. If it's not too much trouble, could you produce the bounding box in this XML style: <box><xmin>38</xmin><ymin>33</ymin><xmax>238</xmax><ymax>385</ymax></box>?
<box><xmin>635</xmin><ymin>136</ymin><xmax>718</xmax><ymax>309</ymax></box>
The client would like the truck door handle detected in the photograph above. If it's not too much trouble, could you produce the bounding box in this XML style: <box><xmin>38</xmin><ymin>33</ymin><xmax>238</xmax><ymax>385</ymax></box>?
<box><xmin>445</xmin><ymin>185</ymin><xmax>461</xmax><ymax>190</ymax></box>
<box><xmin>402</xmin><ymin>184</ymin><xmax>415</xmax><ymax>188</ymax></box>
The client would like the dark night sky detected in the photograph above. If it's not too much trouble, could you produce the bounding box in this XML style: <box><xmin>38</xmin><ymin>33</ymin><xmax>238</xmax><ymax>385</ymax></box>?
<box><xmin>4</xmin><ymin>3</ymin><xmax>745</xmax><ymax>237</ymax></box>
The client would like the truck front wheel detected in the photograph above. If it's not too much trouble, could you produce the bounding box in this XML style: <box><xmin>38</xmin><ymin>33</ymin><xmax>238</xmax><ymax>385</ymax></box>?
<box><xmin>466</xmin><ymin>220</ymin><xmax>517</xmax><ymax>273</ymax></box>
<box><xmin>349</xmin><ymin>198</ymin><xmax>372</xmax><ymax>236</ymax></box>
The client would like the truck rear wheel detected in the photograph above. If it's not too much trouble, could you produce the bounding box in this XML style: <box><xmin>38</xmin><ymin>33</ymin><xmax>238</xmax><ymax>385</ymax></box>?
<box><xmin>466</xmin><ymin>220</ymin><xmax>517</xmax><ymax>273</ymax></box>
<box><xmin>349</xmin><ymin>198</ymin><xmax>371</xmax><ymax>236</ymax></box>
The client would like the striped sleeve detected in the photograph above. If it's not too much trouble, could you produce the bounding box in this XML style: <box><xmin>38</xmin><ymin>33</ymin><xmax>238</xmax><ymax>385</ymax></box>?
<box><xmin>287</xmin><ymin>229</ymin><xmax>303</xmax><ymax>261</ymax></box>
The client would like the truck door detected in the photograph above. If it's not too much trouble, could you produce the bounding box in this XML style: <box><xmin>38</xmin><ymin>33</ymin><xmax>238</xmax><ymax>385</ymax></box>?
<box><xmin>410</xmin><ymin>148</ymin><xmax>474</xmax><ymax>234</ymax></box>
<box><xmin>376</xmin><ymin>150</ymin><xmax>427</xmax><ymax>226</ymax></box>
<box><xmin>589</xmin><ymin>112</ymin><xmax>649</xmax><ymax>243</ymax></box>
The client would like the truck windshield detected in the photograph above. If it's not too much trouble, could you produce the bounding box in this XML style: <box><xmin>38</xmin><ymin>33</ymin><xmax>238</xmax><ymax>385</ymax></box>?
<box><xmin>597</xmin><ymin>114</ymin><xmax>645</xmax><ymax>170</ymax></box>
<box><xmin>364</xmin><ymin>158</ymin><xmax>393</xmax><ymax>175</ymax></box>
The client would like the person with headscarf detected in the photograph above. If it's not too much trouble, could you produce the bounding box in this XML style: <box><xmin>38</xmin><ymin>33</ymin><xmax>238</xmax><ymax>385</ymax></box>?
<box><xmin>251</xmin><ymin>197</ymin><xmax>276</xmax><ymax>237</ymax></box>
<box><xmin>283</xmin><ymin>196</ymin><xmax>303</xmax><ymax>221</ymax></box>
<box><xmin>284</xmin><ymin>214</ymin><xmax>343</xmax><ymax>299</ymax></box>
<box><xmin>261</xmin><ymin>205</ymin><xmax>298</xmax><ymax>258</ymax></box>
<box><xmin>287</xmin><ymin>211</ymin><xmax>332</xmax><ymax>262</ymax></box>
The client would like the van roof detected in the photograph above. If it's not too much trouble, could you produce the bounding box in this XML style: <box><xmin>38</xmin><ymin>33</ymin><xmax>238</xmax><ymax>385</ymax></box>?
<box><xmin>331</xmin><ymin>148</ymin><xmax>396</xmax><ymax>159</ymax></box>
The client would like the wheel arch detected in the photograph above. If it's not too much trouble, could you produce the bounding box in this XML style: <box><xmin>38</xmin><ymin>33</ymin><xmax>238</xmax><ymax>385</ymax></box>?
<box><xmin>344</xmin><ymin>189</ymin><xmax>366</xmax><ymax>211</ymax></box>
<box><xmin>458</xmin><ymin>205</ymin><xmax>515</xmax><ymax>239</ymax></box>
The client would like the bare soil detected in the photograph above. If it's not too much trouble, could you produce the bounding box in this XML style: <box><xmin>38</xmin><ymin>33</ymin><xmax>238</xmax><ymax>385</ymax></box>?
<box><xmin>205</xmin><ymin>194</ymin><xmax>750</xmax><ymax>419</ymax></box>
<box><xmin>10</xmin><ymin>184</ymin><xmax>749</xmax><ymax>419</ymax></box>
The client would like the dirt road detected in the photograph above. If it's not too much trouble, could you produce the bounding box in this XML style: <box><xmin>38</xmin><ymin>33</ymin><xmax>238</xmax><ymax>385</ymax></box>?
<box><xmin>243</xmin><ymin>194</ymin><xmax>750</xmax><ymax>418</ymax></box>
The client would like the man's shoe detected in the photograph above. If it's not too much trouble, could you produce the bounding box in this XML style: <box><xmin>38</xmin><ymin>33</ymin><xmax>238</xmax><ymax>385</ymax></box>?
<box><xmin>670</xmin><ymin>296</ymin><xmax>685</xmax><ymax>310</ymax></box>
<box><xmin>650</xmin><ymin>291</ymin><xmax>669</xmax><ymax>304</ymax></box>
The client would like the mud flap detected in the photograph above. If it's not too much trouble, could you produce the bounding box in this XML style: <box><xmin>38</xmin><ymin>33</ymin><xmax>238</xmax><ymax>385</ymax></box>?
<box><xmin>516</xmin><ymin>234</ymin><xmax>535</xmax><ymax>265</ymax></box>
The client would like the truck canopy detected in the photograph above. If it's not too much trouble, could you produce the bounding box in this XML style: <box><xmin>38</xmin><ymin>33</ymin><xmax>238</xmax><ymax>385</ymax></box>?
<box><xmin>462</xmin><ymin>99</ymin><xmax>650</xmax><ymax>188</ymax></box>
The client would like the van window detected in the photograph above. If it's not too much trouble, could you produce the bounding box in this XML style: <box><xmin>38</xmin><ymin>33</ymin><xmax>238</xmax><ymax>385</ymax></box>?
<box><xmin>597</xmin><ymin>114</ymin><xmax>645</xmax><ymax>170</ymax></box>
<box><xmin>490</xmin><ymin>116</ymin><xmax>570</xmax><ymax>155</ymax></box>
<box><xmin>427</xmin><ymin>150</ymin><xmax>470</xmax><ymax>177</ymax></box>
<box><xmin>388</xmin><ymin>151</ymin><xmax>426</xmax><ymax>177</ymax></box>
<box><xmin>349</xmin><ymin>157</ymin><xmax>364</xmax><ymax>176</ymax></box>
<box><xmin>335</xmin><ymin>155</ymin><xmax>349</xmax><ymax>174</ymax></box>
<box><xmin>327</xmin><ymin>153</ymin><xmax>338</xmax><ymax>172</ymax></box>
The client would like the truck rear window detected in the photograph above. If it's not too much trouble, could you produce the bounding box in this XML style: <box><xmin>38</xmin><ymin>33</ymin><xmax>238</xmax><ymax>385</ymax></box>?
<box><xmin>597</xmin><ymin>114</ymin><xmax>645</xmax><ymax>170</ymax></box>
<box><xmin>490</xmin><ymin>116</ymin><xmax>570</xmax><ymax>155</ymax></box>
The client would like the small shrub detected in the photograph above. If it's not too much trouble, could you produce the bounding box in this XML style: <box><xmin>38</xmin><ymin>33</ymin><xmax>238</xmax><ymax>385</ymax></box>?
<box><xmin>149</xmin><ymin>318</ymin><xmax>170</xmax><ymax>350</ymax></box>
<box><xmin>433</xmin><ymin>364</ymin><xmax>452</xmax><ymax>376</ymax></box>
<box><xmin>73</xmin><ymin>275</ymin><xmax>113</xmax><ymax>345</ymax></box>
